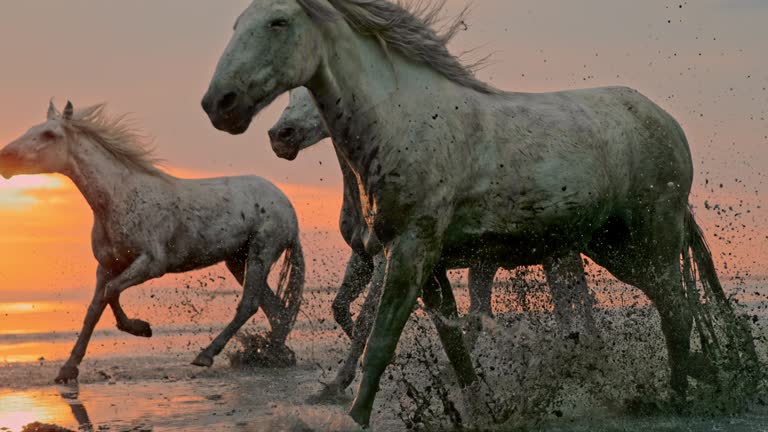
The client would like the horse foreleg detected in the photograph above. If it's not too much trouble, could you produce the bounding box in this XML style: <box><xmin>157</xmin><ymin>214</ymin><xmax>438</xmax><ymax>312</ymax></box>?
<box><xmin>308</xmin><ymin>253</ymin><xmax>386</xmax><ymax>404</ymax></box>
<box><xmin>103</xmin><ymin>254</ymin><xmax>160</xmax><ymax>301</ymax></box>
<box><xmin>56</xmin><ymin>266</ymin><xmax>110</xmax><ymax>383</ymax></box>
<box><xmin>349</xmin><ymin>227</ymin><xmax>443</xmax><ymax>427</ymax></box>
<box><xmin>110</xmin><ymin>298</ymin><xmax>152</xmax><ymax>338</ymax></box>
<box><xmin>333</xmin><ymin>252</ymin><xmax>374</xmax><ymax>339</ymax></box>
<box><xmin>98</xmin><ymin>254</ymin><xmax>159</xmax><ymax>337</ymax></box>
<box><xmin>544</xmin><ymin>252</ymin><xmax>597</xmax><ymax>337</ymax></box>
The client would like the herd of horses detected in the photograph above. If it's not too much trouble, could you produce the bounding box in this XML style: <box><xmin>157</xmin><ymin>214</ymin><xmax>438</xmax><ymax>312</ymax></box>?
<box><xmin>0</xmin><ymin>0</ymin><xmax>760</xmax><ymax>428</ymax></box>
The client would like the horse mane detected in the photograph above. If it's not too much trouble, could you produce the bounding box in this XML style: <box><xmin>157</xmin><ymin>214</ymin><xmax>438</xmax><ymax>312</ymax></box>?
<box><xmin>64</xmin><ymin>104</ymin><xmax>168</xmax><ymax>177</ymax></box>
<box><xmin>297</xmin><ymin>0</ymin><xmax>500</xmax><ymax>95</ymax></box>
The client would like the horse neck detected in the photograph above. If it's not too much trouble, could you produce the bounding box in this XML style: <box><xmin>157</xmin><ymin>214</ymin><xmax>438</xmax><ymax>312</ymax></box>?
<box><xmin>306</xmin><ymin>26</ymin><xmax>404</xmax><ymax>170</ymax></box>
<box><xmin>334</xmin><ymin>143</ymin><xmax>371</xmax><ymax>248</ymax></box>
<box><xmin>333</xmin><ymin>145</ymin><xmax>360</xmax><ymax>203</ymax></box>
<box><xmin>62</xmin><ymin>135</ymin><xmax>163</xmax><ymax>216</ymax></box>
<box><xmin>306</xmin><ymin>23</ymin><xmax>472</xmax><ymax>179</ymax></box>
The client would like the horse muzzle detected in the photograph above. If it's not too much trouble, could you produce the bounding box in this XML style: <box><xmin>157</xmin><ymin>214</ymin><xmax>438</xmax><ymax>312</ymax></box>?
<box><xmin>201</xmin><ymin>88</ymin><xmax>255</xmax><ymax>135</ymax></box>
<box><xmin>268</xmin><ymin>127</ymin><xmax>301</xmax><ymax>160</ymax></box>
<box><xmin>0</xmin><ymin>151</ymin><xmax>20</xmax><ymax>179</ymax></box>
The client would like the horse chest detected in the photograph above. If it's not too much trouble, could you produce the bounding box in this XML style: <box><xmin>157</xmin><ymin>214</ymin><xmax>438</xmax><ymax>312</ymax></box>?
<box><xmin>91</xmin><ymin>220</ymin><xmax>144</xmax><ymax>270</ymax></box>
<box><xmin>93</xmin><ymin>238</ymin><xmax>139</xmax><ymax>271</ymax></box>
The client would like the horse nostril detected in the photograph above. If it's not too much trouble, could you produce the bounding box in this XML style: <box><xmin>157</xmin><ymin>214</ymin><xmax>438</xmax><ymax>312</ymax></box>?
<box><xmin>218</xmin><ymin>92</ymin><xmax>239</xmax><ymax>113</ymax></box>
<box><xmin>277</xmin><ymin>127</ymin><xmax>296</xmax><ymax>140</ymax></box>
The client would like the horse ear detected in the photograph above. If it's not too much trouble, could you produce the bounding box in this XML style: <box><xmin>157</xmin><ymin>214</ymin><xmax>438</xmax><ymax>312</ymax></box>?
<box><xmin>63</xmin><ymin>101</ymin><xmax>74</xmax><ymax>120</ymax></box>
<box><xmin>47</xmin><ymin>98</ymin><xmax>59</xmax><ymax>120</ymax></box>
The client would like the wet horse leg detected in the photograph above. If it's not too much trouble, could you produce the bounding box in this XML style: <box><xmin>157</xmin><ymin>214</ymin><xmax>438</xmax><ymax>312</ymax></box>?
<box><xmin>193</xmin><ymin>246</ymin><xmax>272</xmax><ymax>367</ymax></box>
<box><xmin>588</xmin><ymin>205</ymin><xmax>693</xmax><ymax>402</ymax></box>
<box><xmin>313</xmin><ymin>259</ymin><xmax>478</xmax><ymax>411</ymax></box>
<box><xmin>333</xmin><ymin>252</ymin><xmax>375</xmax><ymax>339</ymax></box>
<box><xmin>426</xmin><ymin>270</ymin><xmax>477</xmax><ymax>387</ymax></box>
<box><xmin>58</xmin><ymin>258</ymin><xmax>157</xmax><ymax>383</ymax></box>
<box><xmin>260</xmin><ymin>285</ymin><xmax>297</xmax><ymax>346</ymax></box>
<box><xmin>464</xmin><ymin>264</ymin><xmax>496</xmax><ymax>349</ymax></box>
<box><xmin>81</xmin><ymin>265</ymin><xmax>152</xmax><ymax>338</ymax></box>
<box><xmin>308</xmin><ymin>253</ymin><xmax>386</xmax><ymax>403</ymax></box>
<box><xmin>645</xmin><ymin>269</ymin><xmax>694</xmax><ymax>402</ymax></box>
<box><xmin>226</xmin><ymin>256</ymin><xmax>294</xmax><ymax>347</ymax></box>
<box><xmin>102</xmin><ymin>254</ymin><xmax>160</xmax><ymax>300</ymax></box>
<box><xmin>110</xmin><ymin>298</ymin><xmax>152</xmax><ymax>338</ymax></box>
<box><xmin>349</xmin><ymin>224</ymin><xmax>457</xmax><ymax>426</ymax></box>
<box><xmin>56</xmin><ymin>266</ymin><xmax>110</xmax><ymax>383</ymax></box>
<box><xmin>543</xmin><ymin>252</ymin><xmax>598</xmax><ymax>337</ymax></box>
<box><xmin>103</xmin><ymin>254</ymin><xmax>163</xmax><ymax>337</ymax></box>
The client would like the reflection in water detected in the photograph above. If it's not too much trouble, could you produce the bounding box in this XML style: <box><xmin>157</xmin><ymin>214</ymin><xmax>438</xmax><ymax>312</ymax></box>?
<box><xmin>57</xmin><ymin>383</ymin><xmax>92</xmax><ymax>432</ymax></box>
<box><xmin>0</xmin><ymin>384</ymin><xmax>94</xmax><ymax>432</ymax></box>
<box><xmin>0</xmin><ymin>391</ymin><xmax>70</xmax><ymax>432</ymax></box>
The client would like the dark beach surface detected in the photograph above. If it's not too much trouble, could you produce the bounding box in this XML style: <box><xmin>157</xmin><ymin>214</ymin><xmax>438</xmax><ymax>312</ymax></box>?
<box><xmin>1</xmin><ymin>276</ymin><xmax>767</xmax><ymax>432</ymax></box>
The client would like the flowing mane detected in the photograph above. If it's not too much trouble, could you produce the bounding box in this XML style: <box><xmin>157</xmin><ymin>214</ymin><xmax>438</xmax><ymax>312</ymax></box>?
<box><xmin>297</xmin><ymin>0</ymin><xmax>500</xmax><ymax>95</ymax></box>
<box><xmin>64</xmin><ymin>104</ymin><xmax>167</xmax><ymax>177</ymax></box>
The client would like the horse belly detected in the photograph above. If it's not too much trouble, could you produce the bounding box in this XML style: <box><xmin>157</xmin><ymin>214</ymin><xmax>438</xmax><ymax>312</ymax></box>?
<box><xmin>164</xmin><ymin>221</ymin><xmax>251</xmax><ymax>273</ymax></box>
<box><xmin>444</xmin><ymin>192</ymin><xmax>609</xmax><ymax>264</ymax></box>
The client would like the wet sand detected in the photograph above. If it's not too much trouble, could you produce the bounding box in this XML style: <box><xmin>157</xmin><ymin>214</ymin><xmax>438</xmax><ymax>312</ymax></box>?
<box><xmin>1</xmin><ymin>282</ymin><xmax>767</xmax><ymax>431</ymax></box>
<box><xmin>3</xmin><ymin>367</ymin><xmax>767</xmax><ymax>432</ymax></box>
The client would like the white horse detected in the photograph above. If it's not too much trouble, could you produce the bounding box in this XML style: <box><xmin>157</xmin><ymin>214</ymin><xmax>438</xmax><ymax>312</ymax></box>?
<box><xmin>202</xmin><ymin>0</ymin><xmax>756</xmax><ymax>425</ymax></box>
<box><xmin>0</xmin><ymin>101</ymin><xmax>305</xmax><ymax>383</ymax></box>
<box><xmin>267</xmin><ymin>86</ymin><xmax>598</xmax><ymax>401</ymax></box>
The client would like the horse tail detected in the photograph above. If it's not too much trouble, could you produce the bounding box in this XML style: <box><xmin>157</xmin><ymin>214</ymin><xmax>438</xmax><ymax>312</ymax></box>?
<box><xmin>682</xmin><ymin>205</ymin><xmax>760</xmax><ymax>393</ymax></box>
<box><xmin>683</xmin><ymin>206</ymin><xmax>729</xmax><ymax>310</ymax></box>
<box><xmin>275</xmin><ymin>229</ymin><xmax>306</xmax><ymax>335</ymax></box>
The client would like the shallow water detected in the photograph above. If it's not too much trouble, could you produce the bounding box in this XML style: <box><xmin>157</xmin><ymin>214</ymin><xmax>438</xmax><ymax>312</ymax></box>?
<box><xmin>0</xmin><ymin>370</ymin><xmax>766</xmax><ymax>432</ymax></box>
<box><xmin>0</xmin><ymin>280</ymin><xmax>766</xmax><ymax>431</ymax></box>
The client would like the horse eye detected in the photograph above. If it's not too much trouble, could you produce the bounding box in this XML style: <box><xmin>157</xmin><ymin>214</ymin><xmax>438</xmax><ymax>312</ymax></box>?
<box><xmin>269</xmin><ymin>18</ymin><xmax>289</xmax><ymax>29</ymax></box>
<box><xmin>41</xmin><ymin>131</ymin><xmax>57</xmax><ymax>141</ymax></box>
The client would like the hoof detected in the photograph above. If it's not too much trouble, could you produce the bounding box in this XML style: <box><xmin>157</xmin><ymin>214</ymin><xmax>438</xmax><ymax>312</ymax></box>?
<box><xmin>348</xmin><ymin>405</ymin><xmax>371</xmax><ymax>428</ymax></box>
<box><xmin>670</xmin><ymin>391</ymin><xmax>689</xmax><ymax>414</ymax></box>
<box><xmin>624</xmin><ymin>396</ymin><xmax>664</xmax><ymax>416</ymax></box>
<box><xmin>306</xmin><ymin>383</ymin><xmax>350</xmax><ymax>405</ymax></box>
<box><xmin>192</xmin><ymin>352</ymin><xmax>214</xmax><ymax>367</ymax></box>
<box><xmin>688</xmin><ymin>352</ymin><xmax>718</xmax><ymax>385</ymax></box>
<box><xmin>55</xmin><ymin>365</ymin><xmax>79</xmax><ymax>384</ymax></box>
<box><xmin>460</xmin><ymin>381</ymin><xmax>495</xmax><ymax>430</ymax></box>
<box><xmin>118</xmin><ymin>319</ymin><xmax>153</xmax><ymax>338</ymax></box>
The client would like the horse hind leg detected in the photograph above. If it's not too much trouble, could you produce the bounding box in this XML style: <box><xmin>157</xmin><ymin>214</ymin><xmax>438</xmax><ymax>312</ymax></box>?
<box><xmin>464</xmin><ymin>264</ymin><xmax>496</xmax><ymax>350</ymax></box>
<box><xmin>427</xmin><ymin>270</ymin><xmax>477</xmax><ymax>388</ymax></box>
<box><xmin>643</xmin><ymin>268</ymin><xmax>693</xmax><ymax>401</ymax></box>
<box><xmin>543</xmin><ymin>251</ymin><xmax>598</xmax><ymax>338</ymax></box>
<box><xmin>429</xmin><ymin>270</ymin><xmax>497</xmax><ymax>427</ymax></box>
<box><xmin>589</xmin><ymin>210</ymin><xmax>693</xmax><ymax>402</ymax></box>
<box><xmin>224</xmin><ymin>255</ymin><xmax>247</xmax><ymax>286</ymax></box>
<box><xmin>333</xmin><ymin>252</ymin><xmax>374</xmax><ymax>339</ymax></box>
<box><xmin>193</xmin><ymin>248</ymin><xmax>272</xmax><ymax>367</ymax></box>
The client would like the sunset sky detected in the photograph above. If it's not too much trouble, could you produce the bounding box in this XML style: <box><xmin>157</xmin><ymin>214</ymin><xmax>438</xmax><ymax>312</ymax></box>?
<box><xmin>0</xmin><ymin>0</ymin><xmax>767</xmax><ymax>302</ymax></box>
